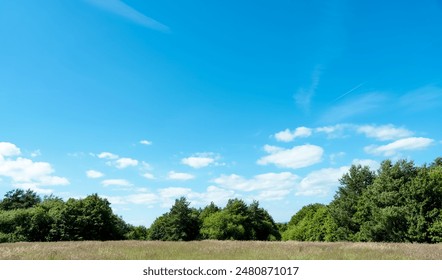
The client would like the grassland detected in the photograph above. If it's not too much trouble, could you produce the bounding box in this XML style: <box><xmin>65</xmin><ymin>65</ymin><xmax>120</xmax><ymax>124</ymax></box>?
<box><xmin>1</xmin><ymin>240</ymin><xmax>441</xmax><ymax>260</ymax></box>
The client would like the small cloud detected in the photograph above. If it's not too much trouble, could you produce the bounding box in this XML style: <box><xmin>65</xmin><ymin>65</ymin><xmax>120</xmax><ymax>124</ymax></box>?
<box><xmin>140</xmin><ymin>161</ymin><xmax>152</xmax><ymax>170</ymax></box>
<box><xmin>101</xmin><ymin>179</ymin><xmax>132</xmax><ymax>187</ymax></box>
<box><xmin>181</xmin><ymin>153</ymin><xmax>218</xmax><ymax>169</ymax></box>
<box><xmin>257</xmin><ymin>144</ymin><xmax>323</xmax><ymax>169</ymax></box>
<box><xmin>296</xmin><ymin>166</ymin><xmax>349</xmax><ymax>196</ymax></box>
<box><xmin>167</xmin><ymin>171</ymin><xmax>195</xmax><ymax>181</ymax></box>
<box><xmin>125</xmin><ymin>193</ymin><xmax>158</xmax><ymax>204</ymax></box>
<box><xmin>0</xmin><ymin>142</ymin><xmax>21</xmax><ymax>157</ymax></box>
<box><xmin>30</xmin><ymin>149</ymin><xmax>42</xmax><ymax>158</ymax></box>
<box><xmin>356</xmin><ymin>124</ymin><xmax>413</xmax><ymax>141</ymax></box>
<box><xmin>115</xmin><ymin>157</ymin><xmax>138</xmax><ymax>169</ymax></box>
<box><xmin>213</xmin><ymin>172</ymin><xmax>298</xmax><ymax>192</ymax></box>
<box><xmin>86</xmin><ymin>170</ymin><xmax>104</xmax><ymax>179</ymax></box>
<box><xmin>274</xmin><ymin>127</ymin><xmax>312</xmax><ymax>142</ymax></box>
<box><xmin>364</xmin><ymin>137</ymin><xmax>434</xmax><ymax>156</ymax></box>
<box><xmin>140</xmin><ymin>140</ymin><xmax>152</xmax><ymax>145</ymax></box>
<box><xmin>98</xmin><ymin>152</ymin><xmax>119</xmax><ymax>159</ymax></box>
<box><xmin>141</xmin><ymin>172</ymin><xmax>155</xmax><ymax>180</ymax></box>
<box><xmin>315</xmin><ymin>124</ymin><xmax>349</xmax><ymax>138</ymax></box>
<box><xmin>0</xmin><ymin>143</ymin><xmax>69</xmax><ymax>189</ymax></box>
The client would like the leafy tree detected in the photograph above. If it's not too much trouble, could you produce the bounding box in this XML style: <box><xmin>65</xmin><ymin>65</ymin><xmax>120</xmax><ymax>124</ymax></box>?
<box><xmin>0</xmin><ymin>189</ymin><xmax>41</xmax><ymax>210</ymax></box>
<box><xmin>125</xmin><ymin>225</ymin><xmax>149</xmax><ymax>240</ymax></box>
<box><xmin>199</xmin><ymin>202</ymin><xmax>221</xmax><ymax>221</ymax></box>
<box><xmin>200</xmin><ymin>210</ymin><xmax>246</xmax><ymax>240</ymax></box>
<box><xmin>328</xmin><ymin>165</ymin><xmax>375</xmax><ymax>240</ymax></box>
<box><xmin>404</xmin><ymin>164</ymin><xmax>442</xmax><ymax>242</ymax></box>
<box><xmin>248</xmin><ymin>201</ymin><xmax>281</xmax><ymax>240</ymax></box>
<box><xmin>148</xmin><ymin>197</ymin><xmax>200</xmax><ymax>241</ymax></box>
<box><xmin>354</xmin><ymin>160</ymin><xmax>417</xmax><ymax>242</ymax></box>
<box><xmin>283</xmin><ymin>204</ymin><xmax>333</xmax><ymax>241</ymax></box>
<box><xmin>59</xmin><ymin>194</ymin><xmax>126</xmax><ymax>241</ymax></box>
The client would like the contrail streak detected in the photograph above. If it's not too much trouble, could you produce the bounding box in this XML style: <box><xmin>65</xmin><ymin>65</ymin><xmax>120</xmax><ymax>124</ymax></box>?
<box><xmin>333</xmin><ymin>82</ymin><xmax>365</xmax><ymax>102</ymax></box>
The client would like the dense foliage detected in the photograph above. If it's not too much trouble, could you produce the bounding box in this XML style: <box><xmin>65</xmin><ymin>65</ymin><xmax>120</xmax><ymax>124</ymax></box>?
<box><xmin>0</xmin><ymin>157</ymin><xmax>441</xmax><ymax>243</ymax></box>
<box><xmin>282</xmin><ymin>158</ymin><xmax>442</xmax><ymax>243</ymax></box>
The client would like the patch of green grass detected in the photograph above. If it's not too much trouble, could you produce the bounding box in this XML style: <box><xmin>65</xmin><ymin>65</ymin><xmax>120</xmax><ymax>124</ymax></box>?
<box><xmin>0</xmin><ymin>241</ymin><xmax>441</xmax><ymax>260</ymax></box>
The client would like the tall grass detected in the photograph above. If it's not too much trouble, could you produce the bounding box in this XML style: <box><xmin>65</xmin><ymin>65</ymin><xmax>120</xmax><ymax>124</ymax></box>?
<box><xmin>0</xmin><ymin>241</ymin><xmax>441</xmax><ymax>260</ymax></box>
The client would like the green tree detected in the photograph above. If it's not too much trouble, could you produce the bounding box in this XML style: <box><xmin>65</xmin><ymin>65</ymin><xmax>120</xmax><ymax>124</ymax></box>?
<box><xmin>328</xmin><ymin>165</ymin><xmax>376</xmax><ymax>240</ymax></box>
<box><xmin>148</xmin><ymin>197</ymin><xmax>200</xmax><ymax>241</ymax></box>
<box><xmin>354</xmin><ymin>159</ymin><xmax>417</xmax><ymax>242</ymax></box>
<box><xmin>59</xmin><ymin>194</ymin><xmax>127</xmax><ymax>241</ymax></box>
<box><xmin>282</xmin><ymin>203</ymin><xmax>333</xmax><ymax>241</ymax></box>
<box><xmin>248</xmin><ymin>201</ymin><xmax>281</xmax><ymax>240</ymax></box>
<box><xmin>0</xmin><ymin>189</ymin><xmax>41</xmax><ymax>210</ymax></box>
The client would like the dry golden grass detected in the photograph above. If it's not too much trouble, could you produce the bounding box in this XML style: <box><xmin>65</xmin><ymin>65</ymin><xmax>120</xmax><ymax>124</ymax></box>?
<box><xmin>0</xmin><ymin>240</ymin><xmax>441</xmax><ymax>260</ymax></box>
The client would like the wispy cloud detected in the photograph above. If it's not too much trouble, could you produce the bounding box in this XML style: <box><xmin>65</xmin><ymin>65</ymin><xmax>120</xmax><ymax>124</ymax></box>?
<box><xmin>296</xmin><ymin>166</ymin><xmax>349</xmax><ymax>196</ymax></box>
<box><xmin>101</xmin><ymin>179</ymin><xmax>132</xmax><ymax>187</ymax></box>
<box><xmin>140</xmin><ymin>140</ymin><xmax>152</xmax><ymax>145</ymax></box>
<box><xmin>274</xmin><ymin>127</ymin><xmax>312</xmax><ymax>142</ymax></box>
<box><xmin>87</xmin><ymin>0</ymin><xmax>170</xmax><ymax>32</ymax></box>
<box><xmin>257</xmin><ymin>144</ymin><xmax>323</xmax><ymax>169</ymax></box>
<box><xmin>181</xmin><ymin>153</ymin><xmax>219</xmax><ymax>169</ymax></box>
<box><xmin>294</xmin><ymin>66</ymin><xmax>322</xmax><ymax>112</ymax></box>
<box><xmin>321</xmin><ymin>92</ymin><xmax>387</xmax><ymax>122</ymax></box>
<box><xmin>356</xmin><ymin>124</ymin><xmax>413</xmax><ymax>141</ymax></box>
<box><xmin>400</xmin><ymin>85</ymin><xmax>442</xmax><ymax>111</ymax></box>
<box><xmin>167</xmin><ymin>171</ymin><xmax>195</xmax><ymax>181</ymax></box>
<box><xmin>86</xmin><ymin>170</ymin><xmax>104</xmax><ymax>179</ymax></box>
<box><xmin>364</xmin><ymin>137</ymin><xmax>434</xmax><ymax>156</ymax></box>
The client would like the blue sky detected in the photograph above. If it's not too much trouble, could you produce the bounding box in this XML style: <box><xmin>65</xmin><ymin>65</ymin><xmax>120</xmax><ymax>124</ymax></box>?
<box><xmin>1</xmin><ymin>0</ymin><xmax>441</xmax><ymax>226</ymax></box>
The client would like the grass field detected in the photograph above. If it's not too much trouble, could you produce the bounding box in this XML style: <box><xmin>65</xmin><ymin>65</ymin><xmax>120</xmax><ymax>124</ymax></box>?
<box><xmin>1</xmin><ymin>241</ymin><xmax>441</xmax><ymax>260</ymax></box>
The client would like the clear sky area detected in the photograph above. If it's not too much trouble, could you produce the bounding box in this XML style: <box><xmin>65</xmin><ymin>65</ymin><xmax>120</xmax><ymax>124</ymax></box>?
<box><xmin>1</xmin><ymin>0</ymin><xmax>441</xmax><ymax>226</ymax></box>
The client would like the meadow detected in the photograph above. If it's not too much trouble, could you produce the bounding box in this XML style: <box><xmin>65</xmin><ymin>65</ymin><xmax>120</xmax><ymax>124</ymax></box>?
<box><xmin>1</xmin><ymin>240</ymin><xmax>441</xmax><ymax>260</ymax></box>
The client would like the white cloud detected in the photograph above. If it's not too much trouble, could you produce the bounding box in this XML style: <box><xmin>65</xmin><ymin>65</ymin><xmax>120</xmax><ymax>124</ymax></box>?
<box><xmin>0</xmin><ymin>154</ymin><xmax>69</xmax><ymax>188</ymax></box>
<box><xmin>356</xmin><ymin>124</ymin><xmax>413</xmax><ymax>141</ymax></box>
<box><xmin>159</xmin><ymin>187</ymin><xmax>192</xmax><ymax>198</ymax></box>
<box><xmin>0</xmin><ymin>142</ymin><xmax>21</xmax><ymax>157</ymax></box>
<box><xmin>126</xmin><ymin>193</ymin><xmax>159</xmax><ymax>204</ymax></box>
<box><xmin>254</xmin><ymin>189</ymin><xmax>292</xmax><ymax>201</ymax></box>
<box><xmin>30</xmin><ymin>149</ymin><xmax>41</xmax><ymax>158</ymax></box>
<box><xmin>86</xmin><ymin>170</ymin><xmax>104</xmax><ymax>179</ymax></box>
<box><xmin>140</xmin><ymin>140</ymin><xmax>152</xmax><ymax>145</ymax></box>
<box><xmin>257</xmin><ymin>144</ymin><xmax>323</xmax><ymax>169</ymax></box>
<box><xmin>115</xmin><ymin>157</ymin><xmax>138</xmax><ymax>169</ymax></box>
<box><xmin>181</xmin><ymin>153</ymin><xmax>217</xmax><ymax>168</ymax></box>
<box><xmin>364</xmin><ymin>137</ymin><xmax>434</xmax><ymax>156</ymax></box>
<box><xmin>187</xmin><ymin>186</ymin><xmax>236</xmax><ymax>206</ymax></box>
<box><xmin>98</xmin><ymin>152</ymin><xmax>119</xmax><ymax>159</ymax></box>
<box><xmin>274</xmin><ymin>127</ymin><xmax>312</xmax><ymax>142</ymax></box>
<box><xmin>101</xmin><ymin>179</ymin><xmax>132</xmax><ymax>187</ymax></box>
<box><xmin>352</xmin><ymin>159</ymin><xmax>380</xmax><ymax>170</ymax></box>
<box><xmin>142</xmin><ymin>172</ymin><xmax>155</xmax><ymax>180</ymax></box>
<box><xmin>87</xmin><ymin>0</ymin><xmax>170</xmax><ymax>32</ymax></box>
<box><xmin>213</xmin><ymin>172</ymin><xmax>298</xmax><ymax>192</ymax></box>
<box><xmin>167</xmin><ymin>171</ymin><xmax>195</xmax><ymax>181</ymax></box>
<box><xmin>105</xmin><ymin>193</ymin><xmax>159</xmax><ymax>205</ymax></box>
<box><xmin>315</xmin><ymin>124</ymin><xmax>349</xmax><ymax>138</ymax></box>
<box><xmin>296</xmin><ymin>166</ymin><xmax>349</xmax><ymax>196</ymax></box>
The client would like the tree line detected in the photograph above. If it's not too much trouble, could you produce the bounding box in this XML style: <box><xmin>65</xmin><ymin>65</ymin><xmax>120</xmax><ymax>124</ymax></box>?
<box><xmin>1</xmin><ymin>157</ymin><xmax>441</xmax><ymax>243</ymax></box>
